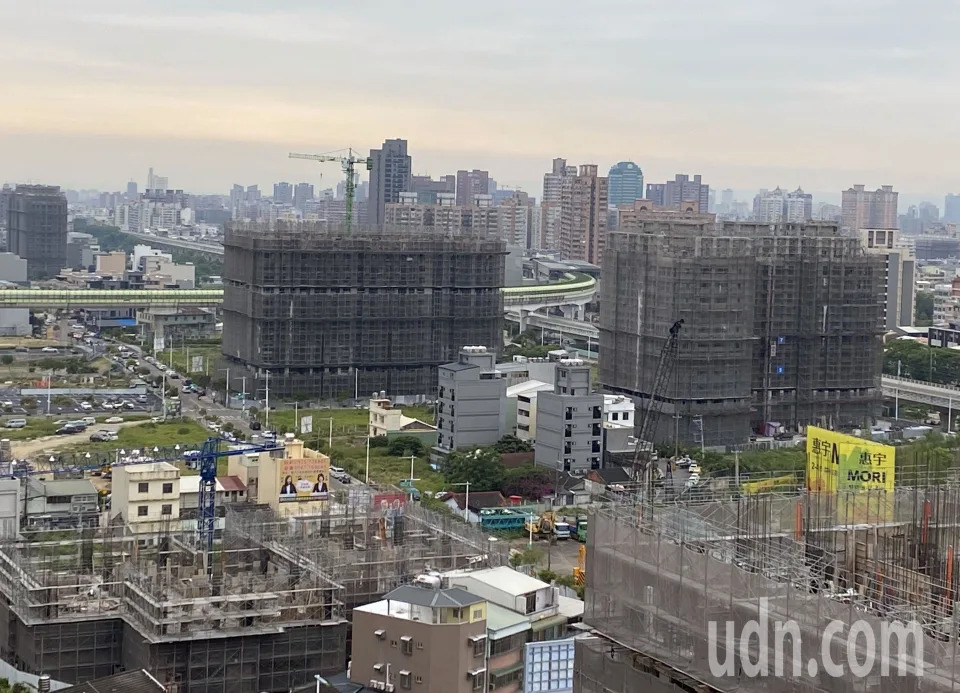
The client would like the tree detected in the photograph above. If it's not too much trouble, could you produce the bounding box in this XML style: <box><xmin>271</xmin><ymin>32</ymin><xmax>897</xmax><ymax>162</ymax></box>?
<box><xmin>492</xmin><ymin>434</ymin><xmax>532</xmax><ymax>454</ymax></box>
<box><xmin>0</xmin><ymin>354</ymin><xmax>12</xmax><ymax>371</ymax></box>
<box><xmin>509</xmin><ymin>547</ymin><xmax>543</xmax><ymax>568</ymax></box>
<box><xmin>387</xmin><ymin>436</ymin><xmax>425</xmax><ymax>457</ymax></box>
<box><xmin>500</xmin><ymin>464</ymin><xmax>552</xmax><ymax>499</ymax></box>
<box><xmin>916</xmin><ymin>291</ymin><xmax>934</xmax><ymax>326</ymax></box>
<box><xmin>443</xmin><ymin>447</ymin><xmax>505</xmax><ymax>491</ymax></box>
<box><xmin>369</xmin><ymin>435</ymin><xmax>389</xmax><ymax>448</ymax></box>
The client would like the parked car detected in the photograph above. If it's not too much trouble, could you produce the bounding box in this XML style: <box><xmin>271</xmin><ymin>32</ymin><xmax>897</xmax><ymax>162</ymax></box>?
<box><xmin>0</xmin><ymin>401</ymin><xmax>13</xmax><ymax>408</ymax></box>
<box><xmin>249</xmin><ymin>420</ymin><xmax>262</xmax><ymax>431</ymax></box>
<box><xmin>56</xmin><ymin>425</ymin><xmax>83</xmax><ymax>435</ymax></box>
<box><xmin>90</xmin><ymin>430</ymin><xmax>118</xmax><ymax>442</ymax></box>
<box><xmin>4</xmin><ymin>419</ymin><xmax>26</xmax><ymax>429</ymax></box>
<box><xmin>105</xmin><ymin>416</ymin><xmax>124</xmax><ymax>424</ymax></box>
<box><xmin>41</xmin><ymin>347</ymin><xmax>58</xmax><ymax>353</ymax></box>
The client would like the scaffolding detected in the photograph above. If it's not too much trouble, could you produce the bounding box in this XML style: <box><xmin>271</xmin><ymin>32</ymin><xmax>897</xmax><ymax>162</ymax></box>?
<box><xmin>0</xmin><ymin>502</ymin><xmax>508</xmax><ymax>692</ymax></box>
<box><xmin>221</xmin><ymin>221</ymin><xmax>506</xmax><ymax>400</ymax></box>
<box><xmin>599</xmin><ymin>220</ymin><xmax>885</xmax><ymax>446</ymax></box>
<box><xmin>583</xmin><ymin>483</ymin><xmax>960</xmax><ymax>692</ymax></box>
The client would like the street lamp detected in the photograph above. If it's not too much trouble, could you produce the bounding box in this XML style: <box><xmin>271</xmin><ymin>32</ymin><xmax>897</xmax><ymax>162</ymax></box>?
<box><xmin>450</xmin><ymin>481</ymin><xmax>471</xmax><ymax>522</ymax></box>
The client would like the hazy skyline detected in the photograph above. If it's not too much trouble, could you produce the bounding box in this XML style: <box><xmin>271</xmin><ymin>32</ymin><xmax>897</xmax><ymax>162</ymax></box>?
<box><xmin>2</xmin><ymin>1</ymin><xmax>958</xmax><ymax>201</ymax></box>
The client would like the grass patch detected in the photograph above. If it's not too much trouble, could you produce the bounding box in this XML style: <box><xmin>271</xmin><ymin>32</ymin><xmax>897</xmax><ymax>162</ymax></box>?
<box><xmin>159</xmin><ymin>344</ymin><xmax>222</xmax><ymax>376</ymax></box>
<box><xmin>59</xmin><ymin>419</ymin><xmax>211</xmax><ymax>457</ymax></box>
<box><xmin>326</xmin><ymin>440</ymin><xmax>445</xmax><ymax>492</ymax></box>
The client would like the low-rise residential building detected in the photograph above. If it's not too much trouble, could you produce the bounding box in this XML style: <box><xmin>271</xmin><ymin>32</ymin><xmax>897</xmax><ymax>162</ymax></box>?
<box><xmin>110</xmin><ymin>462</ymin><xmax>180</xmax><ymax>536</ymax></box>
<box><xmin>368</xmin><ymin>396</ymin><xmax>437</xmax><ymax>446</ymax></box>
<box><xmin>351</xmin><ymin>582</ymin><xmax>489</xmax><ymax>693</ymax></box>
<box><xmin>446</xmin><ymin>567</ymin><xmax>567</xmax><ymax>642</ymax></box>
<box><xmin>534</xmin><ymin>359</ymin><xmax>603</xmax><ymax>473</ymax></box>
<box><xmin>486</xmin><ymin>603</ymin><xmax>531</xmax><ymax>693</ymax></box>
<box><xmin>602</xmin><ymin>394</ymin><xmax>634</xmax><ymax>428</ymax></box>
<box><xmin>434</xmin><ymin>346</ymin><xmax>508</xmax><ymax>463</ymax></box>
<box><xmin>24</xmin><ymin>478</ymin><xmax>99</xmax><ymax>528</ymax></box>
<box><xmin>178</xmin><ymin>475</ymin><xmax>247</xmax><ymax>510</ymax></box>
<box><xmin>136</xmin><ymin>306</ymin><xmax>217</xmax><ymax>346</ymax></box>
<box><xmin>508</xmin><ymin>380</ymin><xmax>554</xmax><ymax>442</ymax></box>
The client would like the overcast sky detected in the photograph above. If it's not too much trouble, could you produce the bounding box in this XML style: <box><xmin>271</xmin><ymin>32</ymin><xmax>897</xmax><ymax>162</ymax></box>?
<box><xmin>1</xmin><ymin>0</ymin><xmax>957</xmax><ymax>203</ymax></box>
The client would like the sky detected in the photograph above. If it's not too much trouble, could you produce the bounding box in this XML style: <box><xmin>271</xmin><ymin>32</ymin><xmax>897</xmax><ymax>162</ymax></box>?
<box><xmin>0</xmin><ymin>0</ymin><xmax>958</xmax><ymax>204</ymax></box>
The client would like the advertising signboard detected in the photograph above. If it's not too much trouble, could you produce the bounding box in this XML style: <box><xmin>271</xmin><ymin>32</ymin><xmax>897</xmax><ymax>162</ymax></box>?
<box><xmin>278</xmin><ymin>456</ymin><xmax>330</xmax><ymax>502</ymax></box>
<box><xmin>806</xmin><ymin>426</ymin><xmax>895</xmax><ymax>493</ymax></box>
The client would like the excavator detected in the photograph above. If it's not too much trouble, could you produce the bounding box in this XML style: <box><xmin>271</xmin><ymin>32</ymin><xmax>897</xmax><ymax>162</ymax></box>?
<box><xmin>524</xmin><ymin>511</ymin><xmax>570</xmax><ymax>540</ymax></box>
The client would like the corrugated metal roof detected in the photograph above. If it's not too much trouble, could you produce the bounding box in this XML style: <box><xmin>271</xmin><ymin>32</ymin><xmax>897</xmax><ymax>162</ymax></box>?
<box><xmin>218</xmin><ymin>475</ymin><xmax>246</xmax><ymax>492</ymax></box>
<box><xmin>29</xmin><ymin>478</ymin><xmax>97</xmax><ymax>497</ymax></box>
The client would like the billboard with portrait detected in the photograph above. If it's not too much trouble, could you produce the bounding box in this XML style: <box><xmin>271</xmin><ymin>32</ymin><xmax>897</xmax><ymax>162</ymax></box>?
<box><xmin>277</xmin><ymin>456</ymin><xmax>330</xmax><ymax>502</ymax></box>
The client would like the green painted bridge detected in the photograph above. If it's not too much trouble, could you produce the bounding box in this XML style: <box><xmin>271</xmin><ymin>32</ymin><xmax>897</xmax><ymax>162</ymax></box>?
<box><xmin>0</xmin><ymin>273</ymin><xmax>596</xmax><ymax>310</ymax></box>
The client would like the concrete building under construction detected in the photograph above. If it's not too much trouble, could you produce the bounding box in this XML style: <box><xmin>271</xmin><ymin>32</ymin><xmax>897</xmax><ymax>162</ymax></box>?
<box><xmin>578</xmin><ymin>475</ymin><xmax>960</xmax><ymax>692</ymax></box>
<box><xmin>0</xmin><ymin>501</ymin><xmax>508</xmax><ymax>692</ymax></box>
<box><xmin>599</xmin><ymin>219</ymin><xmax>885</xmax><ymax>445</ymax></box>
<box><xmin>221</xmin><ymin>222</ymin><xmax>506</xmax><ymax>400</ymax></box>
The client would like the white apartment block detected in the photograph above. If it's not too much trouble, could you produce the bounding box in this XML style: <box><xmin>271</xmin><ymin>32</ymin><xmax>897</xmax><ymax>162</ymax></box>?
<box><xmin>111</xmin><ymin>462</ymin><xmax>181</xmax><ymax>537</ymax></box>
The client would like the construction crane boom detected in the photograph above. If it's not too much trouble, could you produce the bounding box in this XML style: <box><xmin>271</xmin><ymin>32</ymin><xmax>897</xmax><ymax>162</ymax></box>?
<box><xmin>289</xmin><ymin>149</ymin><xmax>372</xmax><ymax>233</ymax></box>
<box><xmin>631</xmin><ymin>319</ymin><xmax>684</xmax><ymax>492</ymax></box>
<box><xmin>7</xmin><ymin>437</ymin><xmax>282</xmax><ymax>576</ymax></box>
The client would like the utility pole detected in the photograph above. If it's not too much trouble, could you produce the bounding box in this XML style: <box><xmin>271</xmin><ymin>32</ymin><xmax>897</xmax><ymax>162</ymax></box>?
<box><xmin>240</xmin><ymin>376</ymin><xmax>247</xmax><ymax>413</ymax></box>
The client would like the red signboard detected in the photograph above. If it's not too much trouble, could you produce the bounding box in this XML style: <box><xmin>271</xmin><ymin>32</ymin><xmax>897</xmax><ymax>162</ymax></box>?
<box><xmin>373</xmin><ymin>493</ymin><xmax>407</xmax><ymax>511</ymax></box>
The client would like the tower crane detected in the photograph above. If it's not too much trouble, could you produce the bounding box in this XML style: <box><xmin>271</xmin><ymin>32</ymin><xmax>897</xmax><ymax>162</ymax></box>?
<box><xmin>7</xmin><ymin>437</ymin><xmax>282</xmax><ymax>576</ymax></box>
<box><xmin>631</xmin><ymin>319</ymin><xmax>684</xmax><ymax>498</ymax></box>
<box><xmin>289</xmin><ymin>149</ymin><xmax>372</xmax><ymax>233</ymax></box>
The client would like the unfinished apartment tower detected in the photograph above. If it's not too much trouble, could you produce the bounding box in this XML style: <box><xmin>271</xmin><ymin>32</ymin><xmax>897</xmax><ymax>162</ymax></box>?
<box><xmin>600</xmin><ymin>219</ymin><xmax>884</xmax><ymax>445</ymax></box>
<box><xmin>222</xmin><ymin>222</ymin><xmax>506</xmax><ymax>399</ymax></box>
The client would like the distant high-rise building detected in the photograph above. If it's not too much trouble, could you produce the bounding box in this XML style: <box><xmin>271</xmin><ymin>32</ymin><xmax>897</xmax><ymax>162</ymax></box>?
<box><xmin>455</xmin><ymin>170</ymin><xmax>490</xmax><ymax>206</ymax></box>
<box><xmin>5</xmin><ymin>184</ymin><xmax>68</xmax><ymax>280</ymax></box>
<box><xmin>752</xmin><ymin>187</ymin><xmax>813</xmax><ymax>223</ymax></box>
<box><xmin>293</xmin><ymin>182</ymin><xmax>314</xmax><ymax>209</ymax></box>
<box><xmin>125</xmin><ymin>181</ymin><xmax>138</xmax><ymax>199</ymax></box>
<box><xmin>560</xmin><ymin>165</ymin><xmax>608</xmax><ymax>265</ymax></box>
<box><xmin>540</xmin><ymin>158</ymin><xmax>576</xmax><ymax>250</ymax></box>
<box><xmin>646</xmin><ymin>174</ymin><xmax>709</xmax><ymax>212</ymax></box>
<box><xmin>409</xmin><ymin>175</ymin><xmax>456</xmax><ymax>204</ymax></box>
<box><xmin>721</xmin><ymin>189</ymin><xmax>734</xmax><ymax>208</ymax></box>
<box><xmin>607</xmin><ymin>162</ymin><xmax>644</xmax><ymax>209</ymax></box>
<box><xmin>369</xmin><ymin>139</ymin><xmax>412</xmax><ymax>227</ymax></box>
<box><xmin>273</xmin><ymin>182</ymin><xmax>293</xmax><ymax>205</ymax></box>
<box><xmin>945</xmin><ymin>194</ymin><xmax>960</xmax><ymax>224</ymax></box>
<box><xmin>841</xmin><ymin>184</ymin><xmax>898</xmax><ymax>232</ymax></box>
<box><xmin>146</xmin><ymin>168</ymin><xmax>168</xmax><ymax>192</ymax></box>
<box><xmin>859</xmin><ymin>228</ymin><xmax>916</xmax><ymax>329</ymax></box>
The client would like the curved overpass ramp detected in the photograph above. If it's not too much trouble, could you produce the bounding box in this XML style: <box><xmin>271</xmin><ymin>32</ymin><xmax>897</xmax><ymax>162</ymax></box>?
<box><xmin>0</xmin><ymin>274</ymin><xmax>597</xmax><ymax>310</ymax></box>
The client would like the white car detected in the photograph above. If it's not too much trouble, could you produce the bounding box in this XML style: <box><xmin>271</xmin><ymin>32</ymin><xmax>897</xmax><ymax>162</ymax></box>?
<box><xmin>688</xmin><ymin>462</ymin><xmax>701</xmax><ymax>475</ymax></box>
<box><xmin>102</xmin><ymin>402</ymin><xmax>115</xmax><ymax>410</ymax></box>
<box><xmin>80</xmin><ymin>402</ymin><xmax>93</xmax><ymax>410</ymax></box>
<box><xmin>0</xmin><ymin>401</ymin><xmax>12</xmax><ymax>408</ymax></box>
<box><xmin>41</xmin><ymin>347</ymin><xmax>58</xmax><ymax>353</ymax></box>
<box><xmin>105</xmin><ymin>416</ymin><xmax>124</xmax><ymax>424</ymax></box>
<box><xmin>157</xmin><ymin>364</ymin><xmax>167</xmax><ymax>371</ymax></box>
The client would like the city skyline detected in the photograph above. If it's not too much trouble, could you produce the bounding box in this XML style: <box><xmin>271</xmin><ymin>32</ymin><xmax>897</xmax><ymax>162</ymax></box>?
<box><xmin>1</xmin><ymin>2</ymin><xmax>959</xmax><ymax>199</ymax></box>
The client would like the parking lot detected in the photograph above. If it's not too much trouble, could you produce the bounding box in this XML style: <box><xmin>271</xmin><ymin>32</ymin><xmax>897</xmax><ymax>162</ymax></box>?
<box><xmin>0</xmin><ymin>388</ymin><xmax>162</xmax><ymax>417</ymax></box>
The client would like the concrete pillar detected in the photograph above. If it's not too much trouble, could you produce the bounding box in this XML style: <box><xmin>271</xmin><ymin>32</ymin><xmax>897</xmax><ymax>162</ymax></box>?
<box><xmin>519</xmin><ymin>309</ymin><xmax>529</xmax><ymax>333</ymax></box>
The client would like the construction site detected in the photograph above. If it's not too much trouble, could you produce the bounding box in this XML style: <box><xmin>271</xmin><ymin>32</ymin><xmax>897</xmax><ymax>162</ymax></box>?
<box><xmin>221</xmin><ymin>221</ymin><xmax>506</xmax><ymax>400</ymax></box>
<box><xmin>599</xmin><ymin>219</ymin><xmax>885</xmax><ymax>446</ymax></box>
<box><xmin>579</xmin><ymin>468</ymin><xmax>960</xmax><ymax>693</ymax></box>
<box><xmin>0</xmin><ymin>501</ymin><xmax>508</xmax><ymax>692</ymax></box>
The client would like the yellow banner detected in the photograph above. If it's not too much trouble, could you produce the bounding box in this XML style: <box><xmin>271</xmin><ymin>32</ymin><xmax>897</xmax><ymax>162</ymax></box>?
<box><xmin>741</xmin><ymin>474</ymin><xmax>797</xmax><ymax>495</ymax></box>
<box><xmin>806</xmin><ymin>426</ymin><xmax>895</xmax><ymax>493</ymax></box>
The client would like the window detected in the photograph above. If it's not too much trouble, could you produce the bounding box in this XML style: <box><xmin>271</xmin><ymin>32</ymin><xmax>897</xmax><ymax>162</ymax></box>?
<box><xmin>401</xmin><ymin>636</ymin><xmax>413</xmax><ymax>655</ymax></box>
<box><xmin>469</xmin><ymin>669</ymin><xmax>485</xmax><ymax>691</ymax></box>
<box><xmin>489</xmin><ymin>631</ymin><xmax>526</xmax><ymax>656</ymax></box>
<box><xmin>399</xmin><ymin>671</ymin><xmax>411</xmax><ymax>690</ymax></box>
<box><xmin>161</xmin><ymin>504</ymin><xmax>172</xmax><ymax>516</ymax></box>
<box><xmin>415</xmin><ymin>676</ymin><xmax>423</xmax><ymax>684</ymax></box>
<box><xmin>138</xmin><ymin>482</ymin><xmax>149</xmax><ymax>493</ymax></box>
<box><xmin>472</xmin><ymin>608</ymin><xmax>483</xmax><ymax>620</ymax></box>
<box><xmin>137</xmin><ymin>505</ymin><xmax>148</xmax><ymax>517</ymax></box>
<box><xmin>47</xmin><ymin>495</ymin><xmax>70</xmax><ymax>504</ymax></box>
<box><xmin>470</xmin><ymin>633</ymin><xmax>487</xmax><ymax>657</ymax></box>
<box><xmin>162</xmin><ymin>483</ymin><xmax>173</xmax><ymax>494</ymax></box>
<box><xmin>623</xmin><ymin>411</ymin><xmax>630</xmax><ymax>422</ymax></box>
